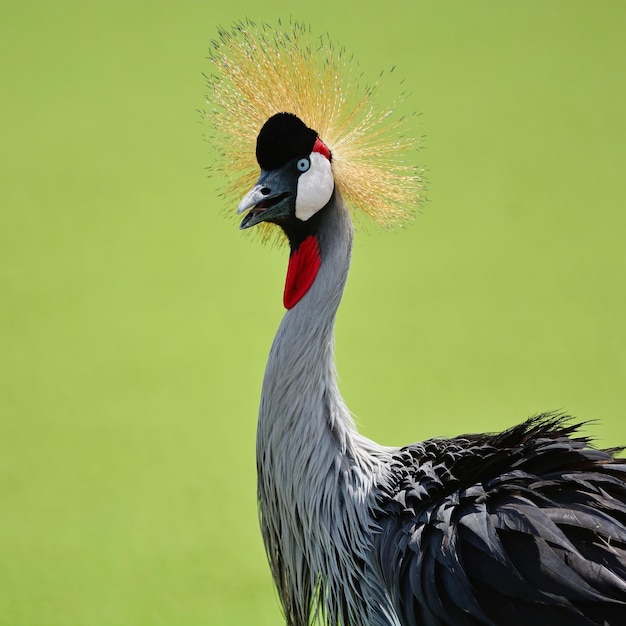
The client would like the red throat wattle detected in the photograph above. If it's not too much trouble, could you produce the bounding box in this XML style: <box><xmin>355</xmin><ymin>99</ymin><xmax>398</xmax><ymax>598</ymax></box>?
<box><xmin>283</xmin><ymin>235</ymin><xmax>321</xmax><ymax>309</ymax></box>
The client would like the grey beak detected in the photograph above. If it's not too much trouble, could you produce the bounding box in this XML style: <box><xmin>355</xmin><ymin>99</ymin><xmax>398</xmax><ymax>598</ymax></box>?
<box><xmin>236</xmin><ymin>167</ymin><xmax>296</xmax><ymax>230</ymax></box>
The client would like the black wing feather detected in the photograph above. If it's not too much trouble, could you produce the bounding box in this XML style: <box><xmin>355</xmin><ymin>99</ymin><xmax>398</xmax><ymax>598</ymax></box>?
<box><xmin>375</xmin><ymin>413</ymin><xmax>626</xmax><ymax>625</ymax></box>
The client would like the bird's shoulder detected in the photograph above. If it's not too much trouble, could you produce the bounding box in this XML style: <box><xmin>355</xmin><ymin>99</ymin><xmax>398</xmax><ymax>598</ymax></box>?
<box><xmin>377</xmin><ymin>412</ymin><xmax>626</xmax><ymax>514</ymax></box>
<box><xmin>372</xmin><ymin>412</ymin><xmax>626</xmax><ymax>625</ymax></box>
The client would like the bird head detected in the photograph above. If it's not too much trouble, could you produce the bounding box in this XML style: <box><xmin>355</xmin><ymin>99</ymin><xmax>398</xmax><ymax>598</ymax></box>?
<box><xmin>236</xmin><ymin>113</ymin><xmax>334</xmax><ymax>308</ymax></box>
<box><xmin>206</xmin><ymin>21</ymin><xmax>423</xmax><ymax>306</ymax></box>
<box><xmin>237</xmin><ymin>113</ymin><xmax>334</xmax><ymax>243</ymax></box>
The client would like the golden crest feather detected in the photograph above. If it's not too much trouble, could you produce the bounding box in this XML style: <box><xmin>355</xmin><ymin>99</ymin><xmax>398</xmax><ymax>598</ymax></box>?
<box><xmin>205</xmin><ymin>20</ymin><xmax>423</xmax><ymax>239</ymax></box>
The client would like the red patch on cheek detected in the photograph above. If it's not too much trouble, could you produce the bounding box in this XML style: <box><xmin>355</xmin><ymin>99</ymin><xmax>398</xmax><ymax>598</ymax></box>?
<box><xmin>283</xmin><ymin>235</ymin><xmax>321</xmax><ymax>309</ymax></box>
<box><xmin>313</xmin><ymin>137</ymin><xmax>331</xmax><ymax>160</ymax></box>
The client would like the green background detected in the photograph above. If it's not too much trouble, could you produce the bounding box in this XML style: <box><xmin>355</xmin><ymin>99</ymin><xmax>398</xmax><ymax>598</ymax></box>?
<box><xmin>1</xmin><ymin>1</ymin><xmax>625</xmax><ymax>624</ymax></box>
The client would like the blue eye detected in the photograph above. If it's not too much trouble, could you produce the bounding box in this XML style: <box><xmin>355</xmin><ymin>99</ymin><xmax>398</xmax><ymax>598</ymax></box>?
<box><xmin>296</xmin><ymin>157</ymin><xmax>310</xmax><ymax>172</ymax></box>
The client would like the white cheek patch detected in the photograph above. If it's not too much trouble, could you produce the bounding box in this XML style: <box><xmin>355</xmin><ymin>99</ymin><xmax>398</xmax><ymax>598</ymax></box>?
<box><xmin>295</xmin><ymin>152</ymin><xmax>334</xmax><ymax>221</ymax></box>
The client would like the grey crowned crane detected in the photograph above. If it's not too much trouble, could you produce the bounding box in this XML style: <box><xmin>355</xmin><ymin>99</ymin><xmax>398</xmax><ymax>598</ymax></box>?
<box><xmin>206</xmin><ymin>22</ymin><xmax>626</xmax><ymax>626</ymax></box>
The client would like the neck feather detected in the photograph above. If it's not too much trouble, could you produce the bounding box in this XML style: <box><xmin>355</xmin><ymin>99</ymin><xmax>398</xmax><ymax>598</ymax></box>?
<box><xmin>256</xmin><ymin>193</ymin><xmax>393</xmax><ymax>626</ymax></box>
<box><xmin>258</xmin><ymin>191</ymin><xmax>357</xmax><ymax>468</ymax></box>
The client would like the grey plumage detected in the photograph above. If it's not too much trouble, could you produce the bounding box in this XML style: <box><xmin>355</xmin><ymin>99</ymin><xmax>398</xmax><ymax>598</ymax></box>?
<box><xmin>257</xmin><ymin>192</ymin><xmax>396</xmax><ymax>625</ymax></box>
<box><xmin>255</xmin><ymin>192</ymin><xmax>626</xmax><ymax>625</ymax></box>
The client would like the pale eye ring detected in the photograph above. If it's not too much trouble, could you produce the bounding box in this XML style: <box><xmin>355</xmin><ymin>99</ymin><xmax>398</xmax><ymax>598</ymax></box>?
<box><xmin>296</xmin><ymin>157</ymin><xmax>310</xmax><ymax>172</ymax></box>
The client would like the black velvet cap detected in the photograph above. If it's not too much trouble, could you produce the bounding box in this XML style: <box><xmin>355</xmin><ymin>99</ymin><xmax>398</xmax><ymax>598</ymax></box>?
<box><xmin>256</xmin><ymin>113</ymin><xmax>318</xmax><ymax>171</ymax></box>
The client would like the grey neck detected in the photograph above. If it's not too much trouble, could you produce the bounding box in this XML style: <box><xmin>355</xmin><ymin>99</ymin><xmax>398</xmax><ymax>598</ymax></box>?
<box><xmin>257</xmin><ymin>190</ymin><xmax>355</xmax><ymax>459</ymax></box>
<box><xmin>256</xmin><ymin>192</ymin><xmax>395</xmax><ymax>626</ymax></box>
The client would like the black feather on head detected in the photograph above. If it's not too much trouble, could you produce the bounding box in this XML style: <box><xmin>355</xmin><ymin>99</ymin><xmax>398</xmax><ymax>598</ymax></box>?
<box><xmin>256</xmin><ymin>113</ymin><xmax>318</xmax><ymax>171</ymax></box>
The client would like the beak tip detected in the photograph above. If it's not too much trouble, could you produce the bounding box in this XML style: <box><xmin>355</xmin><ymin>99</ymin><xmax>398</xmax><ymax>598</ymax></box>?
<box><xmin>237</xmin><ymin>184</ymin><xmax>264</xmax><ymax>216</ymax></box>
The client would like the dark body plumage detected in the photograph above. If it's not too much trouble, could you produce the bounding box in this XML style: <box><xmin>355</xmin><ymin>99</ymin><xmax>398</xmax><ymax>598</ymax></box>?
<box><xmin>375</xmin><ymin>413</ymin><xmax>626</xmax><ymax>625</ymax></box>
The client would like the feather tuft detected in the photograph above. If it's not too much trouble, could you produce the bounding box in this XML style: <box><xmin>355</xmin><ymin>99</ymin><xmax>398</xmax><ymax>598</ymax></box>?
<box><xmin>204</xmin><ymin>20</ymin><xmax>424</xmax><ymax>243</ymax></box>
